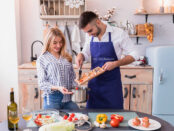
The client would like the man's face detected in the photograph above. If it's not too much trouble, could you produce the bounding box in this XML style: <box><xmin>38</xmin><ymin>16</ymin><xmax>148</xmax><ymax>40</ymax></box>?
<box><xmin>83</xmin><ymin>19</ymin><xmax>101</xmax><ymax>37</ymax></box>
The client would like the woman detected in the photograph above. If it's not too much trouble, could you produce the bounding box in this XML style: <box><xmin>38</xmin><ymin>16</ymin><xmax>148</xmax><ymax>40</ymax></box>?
<box><xmin>36</xmin><ymin>28</ymin><xmax>79</xmax><ymax>110</ymax></box>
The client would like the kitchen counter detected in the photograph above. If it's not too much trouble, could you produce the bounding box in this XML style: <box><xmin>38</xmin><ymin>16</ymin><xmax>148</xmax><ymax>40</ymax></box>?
<box><xmin>18</xmin><ymin>62</ymin><xmax>153</xmax><ymax>69</ymax></box>
<box><xmin>0</xmin><ymin>109</ymin><xmax>173</xmax><ymax>131</ymax></box>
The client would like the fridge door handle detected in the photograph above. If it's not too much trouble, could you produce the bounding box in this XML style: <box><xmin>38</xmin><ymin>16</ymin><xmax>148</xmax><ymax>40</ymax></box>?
<box><xmin>159</xmin><ymin>69</ymin><xmax>163</xmax><ymax>84</ymax></box>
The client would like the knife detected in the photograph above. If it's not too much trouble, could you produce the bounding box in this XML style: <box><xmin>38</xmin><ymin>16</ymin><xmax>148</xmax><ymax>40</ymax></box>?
<box><xmin>59</xmin><ymin>110</ymin><xmax>69</xmax><ymax>117</ymax></box>
<box><xmin>79</xmin><ymin>64</ymin><xmax>82</xmax><ymax>80</ymax></box>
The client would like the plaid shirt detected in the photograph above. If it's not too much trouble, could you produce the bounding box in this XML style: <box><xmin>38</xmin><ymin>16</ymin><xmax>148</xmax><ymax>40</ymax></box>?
<box><xmin>36</xmin><ymin>51</ymin><xmax>77</xmax><ymax>103</ymax></box>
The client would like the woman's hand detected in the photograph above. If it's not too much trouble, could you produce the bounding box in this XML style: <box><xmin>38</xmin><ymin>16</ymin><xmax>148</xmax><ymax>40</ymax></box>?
<box><xmin>52</xmin><ymin>86</ymin><xmax>73</xmax><ymax>95</ymax></box>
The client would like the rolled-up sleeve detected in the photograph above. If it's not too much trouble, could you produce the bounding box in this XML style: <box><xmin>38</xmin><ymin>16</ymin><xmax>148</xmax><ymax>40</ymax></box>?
<box><xmin>36</xmin><ymin>58</ymin><xmax>52</xmax><ymax>94</ymax></box>
<box><xmin>81</xmin><ymin>34</ymin><xmax>91</xmax><ymax>62</ymax></box>
<box><xmin>120</xmin><ymin>31</ymin><xmax>139</xmax><ymax>61</ymax></box>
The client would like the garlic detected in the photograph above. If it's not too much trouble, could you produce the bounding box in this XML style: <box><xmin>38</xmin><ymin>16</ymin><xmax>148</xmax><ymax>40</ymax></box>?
<box><xmin>100</xmin><ymin>123</ymin><xmax>106</xmax><ymax>128</ymax></box>
<box><xmin>93</xmin><ymin>121</ymin><xmax>100</xmax><ymax>127</ymax></box>
<box><xmin>83</xmin><ymin>115</ymin><xmax>89</xmax><ymax>121</ymax></box>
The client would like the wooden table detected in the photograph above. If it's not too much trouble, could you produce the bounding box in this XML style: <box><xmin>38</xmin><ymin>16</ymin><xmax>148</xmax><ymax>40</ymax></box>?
<box><xmin>1</xmin><ymin>109</ymin><xmax>173</xmax><ymax>131</ymax></box>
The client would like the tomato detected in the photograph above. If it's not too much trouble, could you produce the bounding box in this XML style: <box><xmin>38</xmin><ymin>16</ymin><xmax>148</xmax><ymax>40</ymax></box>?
<box><xmin>110</xmin><ymin>114</ymin><xmax>124</xmax><ymax>122</ymax></box>
<box><xmin>74</xmin><ymin>117</ymin><xmax>78</xmax><ymax>121</ymax></box>
<box><xmin>63</xmin><ymin>115</ymin><xmax>68</xmax><ymax>120</ymax></box>
<box><xmin>110</xmin><ymin>114</ymin><xmax>116</xmax><ymax>119</ymax></box>
<box><xmin>36</xmin><ymin>114</ymin><xmax>42</xmax><ymax>118</ymax></box>
<box><xmin>79</xmin><ymin>79</ymin><xmax>83</xmax><ymax>82</ymax></box>
<box><xmin>45</xmin><ymin>115</ymin><xmax>51</xmax><ymax>118</ymax></box>
<box><xmin>110</xmin><ymin>119</ymin><xmax>120</xmax><ymax>128</ymax></box>
<box><xmin>70</xmin><ymin>113</ymin><xmax>75</xmax><ymax>118</ymax></box>
<box><xmin>34</xmin><ymin>119</ymin><xmax>42</xmax><ymax>126</ymax></box>
<box><xmin>68</xmin><ymin>117</ymin><xmax>72</xmax><ymax>122</ymax></box>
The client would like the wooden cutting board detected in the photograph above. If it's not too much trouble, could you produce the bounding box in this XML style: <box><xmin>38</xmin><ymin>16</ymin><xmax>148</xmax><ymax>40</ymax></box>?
<box><xmin>75</xmin><ymin>67</ymin><xmax>105</xmax><ymax>85</ymax></box>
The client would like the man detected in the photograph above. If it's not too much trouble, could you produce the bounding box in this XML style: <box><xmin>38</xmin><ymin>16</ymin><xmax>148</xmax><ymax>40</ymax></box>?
<box><xmin>76</xmin><ymin>11</ymin><xmax>138</xmax><ymax>109</ymax></box>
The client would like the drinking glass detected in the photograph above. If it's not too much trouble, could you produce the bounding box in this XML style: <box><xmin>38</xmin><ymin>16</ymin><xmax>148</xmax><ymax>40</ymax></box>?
<box><xmin>22</xmin><ymin>107</ymin><xmax>33</xmax><ymax>131</ymax></box>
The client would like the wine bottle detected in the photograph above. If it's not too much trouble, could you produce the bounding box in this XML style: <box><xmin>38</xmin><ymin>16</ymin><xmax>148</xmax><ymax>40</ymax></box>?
<box><xmin>7</xmin><ymin>88</ymin><xmax>18</xmax><ymax>130</ymax></box>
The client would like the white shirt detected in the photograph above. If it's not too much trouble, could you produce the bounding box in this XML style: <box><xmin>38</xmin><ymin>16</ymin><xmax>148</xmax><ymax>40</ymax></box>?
<box><xmin>81</xmin><ymin>22</ymin><xmax>139</xmax><ymax>62</ymax></box>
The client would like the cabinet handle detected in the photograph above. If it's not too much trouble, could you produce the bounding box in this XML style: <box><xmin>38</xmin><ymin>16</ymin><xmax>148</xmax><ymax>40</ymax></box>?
<box><xmin>132</xmin><ymin>87</ymin><xmax>136</xmax><ymax>98</ymax></box>
<box><xmin>34</xmin><ymin>88</ymin><xmax>39</xmax><ymax>99</ymax></box>
<box><xmin>124</xmin><ymin>88</ymin><xmax>128</xmax><ymax>98</ymax></box>
<box><xmin>34</xmin><ymin>75</ymin><xmax>38</xmax><ymax>78</ymax></box>
<box><xmin>125</xmin><ymin>75</ymin><xmax>136</xmax><ymax>79</ymax></box>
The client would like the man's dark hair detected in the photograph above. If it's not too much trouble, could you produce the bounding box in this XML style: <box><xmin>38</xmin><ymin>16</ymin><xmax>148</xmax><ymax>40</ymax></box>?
<box><xmin>79</xmin><ymin>11</ymin><xmax>98</xmax><ymax>29</ymax></box>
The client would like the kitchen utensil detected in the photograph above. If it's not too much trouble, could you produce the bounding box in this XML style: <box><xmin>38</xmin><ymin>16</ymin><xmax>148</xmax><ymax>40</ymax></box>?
<box><xmin>59</xmin><ymin>110</ymin><xmax>69</xmax><ymax>117</ymax></box>
<box><xmin>128</xmin><ymin>118</ymin><xmax>161</xmax><ymax>130</ymax></box>
<box><xmin>78</xmin><ymin>64</ymin><xmax>82</xmax><ymax>80</ymax></box>
<box><xmin>71</xmin><ymin>86</ymin><xmax>87</xmax><ymax>103</ymax></box>
<box><xmin>76</xmin><ymin>66</ymin><xmax>105</xmax><ymax>85</ymax></box>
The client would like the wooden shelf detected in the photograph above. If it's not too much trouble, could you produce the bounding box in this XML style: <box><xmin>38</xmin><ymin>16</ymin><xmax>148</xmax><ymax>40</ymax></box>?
<box><xmin>39</xmin><ymin>0</ymin><xmax>86</xmax><ymax>20</ymax></box>
<box><xmin>40</xmin><ymin>15</ymin><xmax>80</xmax><ymax>20</ymax></box>
<box><xmin>134</xmin><ymin>12</ymin><xmax>174</xmax><ymax>23</ymax></box>
<box><xmin>129</xmin><ymin>34</ymin><xmax>147</xmax><ymax>44</ymax></box>
<box><xmin>135</xmin><ymin>12</ymin><xmax>174</xmax><ymax>15</ymax></box>
<box><xmin>129</xmin><ymin>34</ymin><xmax>146</xmax><ymax>38</ymax></box>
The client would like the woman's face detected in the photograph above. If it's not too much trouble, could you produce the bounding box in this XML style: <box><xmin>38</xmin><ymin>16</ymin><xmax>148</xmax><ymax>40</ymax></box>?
<box><xmin>49</xmin><ymin>36</ymin><xmax>63</xmax><ymax>54</ymax></box>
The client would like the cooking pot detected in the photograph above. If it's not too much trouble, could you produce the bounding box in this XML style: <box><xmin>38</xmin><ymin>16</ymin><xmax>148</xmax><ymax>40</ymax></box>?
<box><xmin>71</xmin><ymin>86</ymin><xmax>88</xmax><ymax>103</ymax></box>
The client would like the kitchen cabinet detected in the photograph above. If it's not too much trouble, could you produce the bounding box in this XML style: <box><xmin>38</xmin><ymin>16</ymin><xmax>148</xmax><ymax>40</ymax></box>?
<box><xmin>18</xmin><ymin>65</ymin><xmax>42</xmax><ymax>113</ymax></box>
<box><xmin>121</xmin><ymin>66</ymin><xmax>153</xmax><ymax>114</ymax></box>
<box><xmin>18</xmin><ymin>63</ymin><xmax>153</xmax><ymax>114</ymax></box>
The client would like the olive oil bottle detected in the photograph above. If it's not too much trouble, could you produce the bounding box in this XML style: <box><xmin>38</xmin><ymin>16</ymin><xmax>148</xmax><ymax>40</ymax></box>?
<box><xmin>7</xmin><ymin>88</ymin><xmax>18</xmax><ymax>130</ymax></box>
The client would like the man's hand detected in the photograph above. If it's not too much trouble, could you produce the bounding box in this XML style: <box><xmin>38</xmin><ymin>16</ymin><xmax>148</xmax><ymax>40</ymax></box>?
<box><xmin>75</xmin><ymin>53</ymin><xmax>84</xmax><ymax>68</ymax></box>
<box><xmin>102</xmin><ymin>61</ymin><xmax>118</xmax><ymax>71</ymax></box>
<box><xmin>102</xmin><ymin>55</ymin><xmax>135</xmax><ymax>71</ymax></box>
<box><xmin>52</xmin><ymin>86</ymin><xmax>73</xmax><ymax>95</ymax></box>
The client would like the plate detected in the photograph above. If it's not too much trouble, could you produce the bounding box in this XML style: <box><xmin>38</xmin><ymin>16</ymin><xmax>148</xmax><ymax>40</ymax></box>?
<box><xmin>128</xmin><ymin>118</ymin><xmax>161</xmax><ymax>131</ymax></box>
<box><xmin>32</xmin><ymin>110</ymin><xmax>62</xmax><ymax>127</ymax></box>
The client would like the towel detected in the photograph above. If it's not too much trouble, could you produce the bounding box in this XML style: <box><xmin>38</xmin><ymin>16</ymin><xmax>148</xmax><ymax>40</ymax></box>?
<box><xmin>43</xmin><ymin>24</ymin><xmax>49</xmax><ymax>40</ymax></box>
<box><xmin>71</xmin><ymin>24</ymin><xmax>81</xmax><ymax>54</ymax></box>
<box><xmin>64</xmin><ymin>24</ymin><xmax>73</xmax><ymax>56</ymax></box>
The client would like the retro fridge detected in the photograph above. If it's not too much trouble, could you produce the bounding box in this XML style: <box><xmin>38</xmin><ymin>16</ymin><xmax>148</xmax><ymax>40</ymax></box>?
<box><xmin>146</xmin><ymin>45</ymin><xmax>174</xmax><ymax>126</ymax></box>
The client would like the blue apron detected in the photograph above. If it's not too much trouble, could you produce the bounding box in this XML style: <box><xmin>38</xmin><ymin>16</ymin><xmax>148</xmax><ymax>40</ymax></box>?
<box><xmin>87</xmin><ymin>32</ymin><xmax>123</xmax><ymax>109</ymax></box>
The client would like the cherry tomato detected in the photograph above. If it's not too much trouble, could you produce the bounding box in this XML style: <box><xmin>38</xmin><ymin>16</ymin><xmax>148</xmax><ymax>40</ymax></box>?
<box><xmin>36</xmin><ymin>114</ymin><xmax>42</xmax><ymax>118</ymax></box>
<box><xmin>110</xmin><ymin>119</ymin><xmax>120</xmax><ymax>128</ymax></box>
<box><xmin>45</xmin><ymin>115</ymin><xmax>51</xmax><ymax>118</ymax></box>
<box><xmin>74</xmin><ymin>117</ymin><xmax>78</xmax><ymax>121</ymax></box>
<box><xmin>63</xmin><ymin>115</ymin><xmax>68</xmax><ymax>120</ymax></box>
<box><xmin>68</xmin><ymin>117</ymin><xmax>72</xmax><ymax>122</ymax></box>
<box><xmin>34</xmin><ymin>119</ymin><xmax>42</xmax><ymax>126</ymax></box>
<box><xmin>70</xmin><ymin>113</ymin><xmax>75</xmax><ymax>118</ymax></box>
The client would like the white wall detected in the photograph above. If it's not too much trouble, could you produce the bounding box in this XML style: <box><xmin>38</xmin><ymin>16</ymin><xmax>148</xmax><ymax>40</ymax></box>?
<box><xmin>0</xmin><ymin>0</ymin><xmax>19</xmax><ymax>121</ymax></box>
<box><xmin>19</xmin><ymin>0</ymin><xmax>174</xmax><ymax>64</ymax></box>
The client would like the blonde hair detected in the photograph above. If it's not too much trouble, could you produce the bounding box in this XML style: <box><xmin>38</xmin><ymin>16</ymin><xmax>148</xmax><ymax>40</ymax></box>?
<box><xmin>42</xmin><ymin>28</ymin><xmax>72</xmax><ymax>63</ymax></box>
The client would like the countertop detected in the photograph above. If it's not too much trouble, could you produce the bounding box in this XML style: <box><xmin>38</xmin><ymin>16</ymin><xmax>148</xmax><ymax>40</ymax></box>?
<box><xmin>18</xmin><ymin>62</ymin><xmax>153</xmax><ymax>69</ymax></box>
<box><xmin>0</xmin><ymin>109</ymin><xmax>173</xmax><ymax>131</ymax></box>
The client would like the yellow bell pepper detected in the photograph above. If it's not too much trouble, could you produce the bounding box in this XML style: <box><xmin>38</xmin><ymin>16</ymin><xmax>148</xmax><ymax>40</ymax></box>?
<box><xmin>96</xmin><ymin>114</ymin><xmax>107</xmax><ymax>124</ymax></box>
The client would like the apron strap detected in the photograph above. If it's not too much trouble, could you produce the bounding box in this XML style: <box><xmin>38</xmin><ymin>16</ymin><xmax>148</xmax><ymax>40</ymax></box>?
<box><xmin>91</xmin><ymin>37</ymin><xmax>94</xmax><ymax>42</ymax></box>
<box><xmin>90</xmin><ymin>32</ymin><xmax>111</xmax><ymax>42</ymax></box>
<box><xmin>109</xmin><ymin>32</ymin><xmax>111</xmax><ymax>42</ymax></box>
